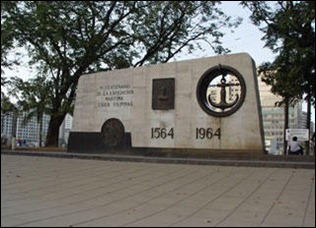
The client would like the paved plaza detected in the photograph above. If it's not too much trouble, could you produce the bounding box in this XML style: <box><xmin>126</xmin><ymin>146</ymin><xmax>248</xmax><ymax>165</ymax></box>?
<box><xmin>1</xmin><ymin>154</ymin><xmax>315</xmax><ymax>227</ymax></box>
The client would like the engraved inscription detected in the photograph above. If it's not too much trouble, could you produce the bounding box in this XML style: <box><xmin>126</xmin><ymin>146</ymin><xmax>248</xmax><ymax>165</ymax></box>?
<box><xmin>196</xmin><ymin>128</ymin><xmax>221</xmax><ymax>140</ymax></box>
<box><xmin>149</xmin><ymin>127</ymin><xmax>221</xmax><ymax>140</ymax></box>
<box><xmin>151</xmin><ymin>127</ymin><xmax>174</xmax><ymax>139</ymax></box>
<box><xmin>97</xmin><ymin>84</ymin><xmax>133</xmax><ymax>108</ymax></box>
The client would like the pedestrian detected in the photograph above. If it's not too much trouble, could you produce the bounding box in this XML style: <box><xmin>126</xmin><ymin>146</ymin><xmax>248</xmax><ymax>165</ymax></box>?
<box><xmin>288</xmin><ymin>136</ymin><xmax>303</xmax><ymax>155</ymax></box>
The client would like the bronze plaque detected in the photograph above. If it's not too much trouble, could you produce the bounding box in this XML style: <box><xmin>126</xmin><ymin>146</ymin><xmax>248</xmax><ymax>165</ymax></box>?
<box><xmin>152</xmin><ymin>78</ymin><xmax>175</xmax><ymax>110</ymax></box>
<box><xmin>101</xmin><ymin>118</ymin><xmax>125</xmax><ymax>147</ymax></box>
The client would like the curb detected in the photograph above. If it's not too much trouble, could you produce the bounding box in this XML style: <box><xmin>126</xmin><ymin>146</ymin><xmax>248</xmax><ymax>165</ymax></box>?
<box><xmin>1</xmin><ymin>149</ymin><xmax>314</xmax><ymax>169</ymax></box>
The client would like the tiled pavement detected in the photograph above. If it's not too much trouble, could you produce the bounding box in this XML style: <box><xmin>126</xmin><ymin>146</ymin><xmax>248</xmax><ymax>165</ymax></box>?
<box><xmin>1</xmin><ymin>154</ymin><xmax>315</xmax><ymax>227</ymax></box>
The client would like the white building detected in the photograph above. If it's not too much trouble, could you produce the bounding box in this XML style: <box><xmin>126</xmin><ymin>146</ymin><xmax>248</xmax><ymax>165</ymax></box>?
<box><xmin>59</xmin><ymin>113</ymin><xmax>73</xmax><ymax>147</ymax></box>
<box><xmin>1</xmin><ymin>111</ymin><xmax>72</xmax><ymax>147</ymax></box>
<box><xmin>16</xmin><ymin>112</ymin><xmax>51</xmax><ymax>146</ymax></box>
<box><xmin>1</xmin><ymin>112</ymin><xmax>15</xmax><ymax>138</ymax></box>
<box><xmin>258</xmin><ymin>74</ymin><xmax>307</xmax><ymax>155</ymax></box>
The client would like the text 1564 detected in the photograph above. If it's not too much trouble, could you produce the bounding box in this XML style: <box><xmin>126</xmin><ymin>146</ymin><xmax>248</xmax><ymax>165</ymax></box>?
<box><xmin>151</xmin><ymin>128</ymin><xmax>174</xmax><ymax>139</ymax></box>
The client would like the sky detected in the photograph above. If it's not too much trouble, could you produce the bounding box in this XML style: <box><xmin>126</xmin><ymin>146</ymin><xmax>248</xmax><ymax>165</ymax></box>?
<box><xmin>219</xmin><ymin>1</ymin><xmax>277</xmax><ymax>65</ymax></box>
<box><xmin>176</xmin><ymin>1</ymin><xmax>277</xmax><ymax>65</ymax></box>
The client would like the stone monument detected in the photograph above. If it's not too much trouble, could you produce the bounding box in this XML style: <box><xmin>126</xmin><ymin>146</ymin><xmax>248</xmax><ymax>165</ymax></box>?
<box><xmin>68</xmin><ymin>53</ymin><xmax>265</xmax><ymax>156</ymax></box>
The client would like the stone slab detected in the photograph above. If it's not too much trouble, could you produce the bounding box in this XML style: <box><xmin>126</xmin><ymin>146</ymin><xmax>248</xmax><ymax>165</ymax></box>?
<box><xmin>70</xmin><ymin>53</ymin><xmax>264</xmax><ymax>153</ymax></box>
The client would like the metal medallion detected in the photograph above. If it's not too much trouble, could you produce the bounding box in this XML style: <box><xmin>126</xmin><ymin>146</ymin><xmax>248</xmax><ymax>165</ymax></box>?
<box><xmin>101</xmin><ymin>118</ymin><xmax>125</xmax><ymax>147</ymax></box>
<box><xmin>196</xmin><ymin>64</ymin><xmax>246</xmax><ymax>117</ymax></box>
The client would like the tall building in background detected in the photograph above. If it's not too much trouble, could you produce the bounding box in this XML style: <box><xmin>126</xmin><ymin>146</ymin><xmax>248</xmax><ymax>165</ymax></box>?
<box><xmin>258</xmin><ymin>74</ymin><xmax>308</xmax><ymax>154</ymax></box>
<box><xmin>1</xmin><ymin>112</ymin><xmax>14</xmax><ymax>138</ymax></box>
<box><xmin>16</xmin><ymin>112</ymin><xmax>50</xmax><ymax>146</ymax></box>
<box><xmin>1</xmin><ymin>110</ymin><xmax>73</xmax><ymax>147</ymax></box>
<box><xmin>1</xmin><ymin>111</ymin><xmax>50</xmax><ymax>146</ymax></box>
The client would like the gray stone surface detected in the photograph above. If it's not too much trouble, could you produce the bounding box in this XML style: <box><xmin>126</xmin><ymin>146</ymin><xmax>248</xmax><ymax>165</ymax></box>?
<box><xmin>72</xmin><ymin>53</ymin><xmax>264</xmax><ymax>152</ymax></box>
<box><xmin>1</xmin><ymin>154</ymin><xmax>314</xmax><ymax>227</ymax></box>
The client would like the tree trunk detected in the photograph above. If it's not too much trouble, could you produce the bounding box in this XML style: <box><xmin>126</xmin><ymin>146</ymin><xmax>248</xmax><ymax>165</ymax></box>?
<box><xmin>45</xmin><ymin>114</ymin><xmax>65</xmax><ymax>147</ymax></box>
<box><xmin>39</xmin><ymin>115</ymin><xmax>43</xmax><ymax>147</ymax></box>
<box><xmin>306</xmin><ymin>93</ymin><xmax>311</xmax><ymax>155</ymax></box>
<box><xmin>11</xmin><ymin>112</ymin><xmax>18</xmax><ymax>150</ymax></box>
<box><xmin>283</xmin><ymin>100</ymin><xmax>289</xmax><ymax>156</ymax></box>
<box><xmin>12</xmin><ymin>112</ymin><xmax>18</xmax><ymax>138</ymax></box>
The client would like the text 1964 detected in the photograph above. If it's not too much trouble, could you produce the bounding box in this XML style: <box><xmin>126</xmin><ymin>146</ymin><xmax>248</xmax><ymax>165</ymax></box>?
<box><xmin>196</xmin><ymin>128</ymin><xmax>221</xmax><ymax>140</ymax></box>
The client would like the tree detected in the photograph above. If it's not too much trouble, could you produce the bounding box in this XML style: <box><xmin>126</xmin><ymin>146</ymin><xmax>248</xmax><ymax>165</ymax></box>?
<box><xmin>9</xmin><ymin>76</ymin><xmax>52</xmax><ymax>147</ymax></box>
<box><xmin>258</xmin><ymin>55</ymin><xmax>301</xmax><ymax>155</ymax></box>
<box><xmin>1</xmin><ymin>1</ymin><xmax>21</xmax><ymax>79</ymax></box>
<box><xmin>1</xmin><ymin>93</ymin><xmax>18</xmax><ymax>142</ymax></box>
<box><xmin>241</xmin><ymin>1</ymin><xmax>314</xmax><ymax>103</ymax></box>
<box><xmin>1</xmin><ymin>1</ymin><xmax>242</xmax><ymax>146</ymax></box>
<box><xmin>241</xmin><ymin>1</ymin><xmax>315</xmax><ymax>154</ymax></box>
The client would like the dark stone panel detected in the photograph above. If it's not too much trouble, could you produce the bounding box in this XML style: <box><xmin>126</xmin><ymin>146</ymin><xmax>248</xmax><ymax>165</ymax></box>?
<box><xmin>67</xmin><ymin>133</ymin><xmax>264</xmax><ymax>159</ymax></box>
<box><xmin>152</xmin><ymin>78</ymin><xmax>175</xmax><ymax>110</ymax></box>
<box><xmin>68</xmin><ymin>132</ymin><xmax>131</xmax><ymax>153</ymax></box>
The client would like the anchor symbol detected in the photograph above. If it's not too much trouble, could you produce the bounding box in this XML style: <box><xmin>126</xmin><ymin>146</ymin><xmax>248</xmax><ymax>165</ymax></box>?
<box><xmin>208</xmin><ymin>69</ymin><xmax>240</xmax><ymax>110</ymax></box>
<box><xmin>158</xmin><ymin>86</ymin><xmax>168</xmax><ymax>102</ymax></box>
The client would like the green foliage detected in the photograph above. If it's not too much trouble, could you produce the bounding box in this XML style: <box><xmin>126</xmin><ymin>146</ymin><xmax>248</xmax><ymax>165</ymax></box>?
<box><xmin>241</xmin><ymin>1</ymin><xmax>315</xmax><ymax>106</ymax></box>
<box><xmin>9</xmin><ymin>76</ymin><xmax>52</xmax><ymax>121</ymax></box>
<box><xmin>1</xmin><ymin>93</ymin><xmax>17</xmax><ymax>114</ymax></box>
<box><xmin>1</xmin><ymin>1</ymin><xmax>19</xmax><ymax>80</ymax></box>
<box><xmin>242</xmin><ymin>1</ymin><xmax>314</xmax><ymax>154</ymax></box>
<box><xmin>8</xmin><ymin>76</ymin><xmax>52</xmax><ymax>146</ymax></box>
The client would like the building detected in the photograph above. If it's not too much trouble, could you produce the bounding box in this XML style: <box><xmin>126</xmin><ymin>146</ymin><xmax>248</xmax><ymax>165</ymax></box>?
<box><xmin>1</xmin><ymin>111</ymin><xmax>50</xmax><ymax>146</ymax></box>
<box><xmin>59</xmin><ymin>113</ymin><xmax>73</xmax><ymax>147</ymax></box>
<box><xmin>258</xmin><ymin>75</ymin><xmax>308</xmax><ymax>155</ymax></box>
<box><xmin>1</xmin><ymin>112</ymin><xmax>14</xmax><ymax>138</ymax></box>
<box><xmin>1</xmin><ymin>110</ymin><xmax>72</xmax><ymax>147</ymax></box>
<box><xmin>16</xmin><ymin>112</ymin><xmax>51</xmax><ymax>146</ymax></box>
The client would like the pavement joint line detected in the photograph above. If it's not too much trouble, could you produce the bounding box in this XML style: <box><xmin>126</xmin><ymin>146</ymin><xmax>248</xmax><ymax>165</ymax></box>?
<box><xmin>114</xmin><ymin>167</ymin><xmax>232</xmax><ymax>227</ymax></box>
<box><xmin>258</xmin><ymin>171</ymin><xmax>294</xmax><ymax>226</ymax></box>
<box><xmin>302</xmin><ymin>177</ymin><xmax>315</xmax><ymax>226</ymax></box>
<box><xmin>212</xmin><ymin>168</ymin><xmax>278</xmax><ymax>226</ymax></box>
<box><xmin>69</xmin><ymin>166</ymin><xmax>214</xmax><ymax>227</ymax></box>
<box><xmin>6</xmin><ymin>162</ymin><xmax>200</xmax><ymax>227</ymax></box>
<box><xmin>165</xmin><ymin>167</ymin><xmax>257</xmax><ymax>227</ymax></box>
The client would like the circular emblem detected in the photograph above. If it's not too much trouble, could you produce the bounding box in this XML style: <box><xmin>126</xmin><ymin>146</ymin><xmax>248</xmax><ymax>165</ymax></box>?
<box><xmin>101</xmin><ymin>118</ymin><xmax>125</xmax><ymax>147</ymax></box>
<box><xmin>196</xmin><ymin>64</ymin><xmax>246</xmax><ymax>117</ymax></box>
